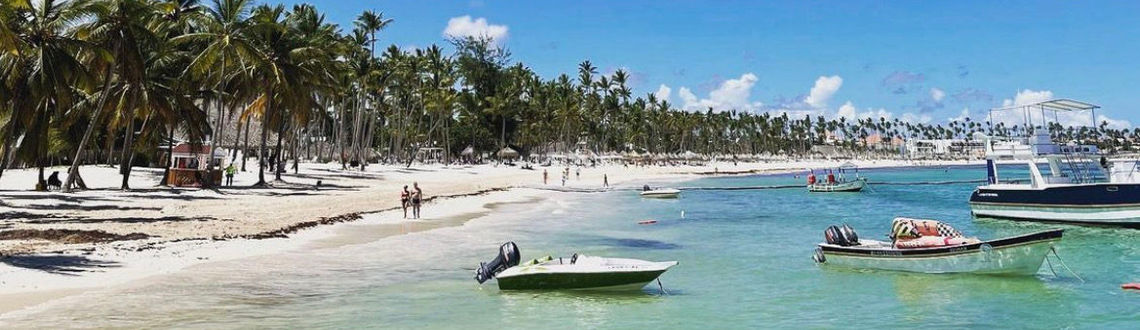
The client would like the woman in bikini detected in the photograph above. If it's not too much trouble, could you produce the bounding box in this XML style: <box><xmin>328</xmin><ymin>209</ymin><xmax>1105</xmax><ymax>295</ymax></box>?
<box><xmin>401</xmin><ymin>185</ymin><xmax>411</xmax><ymax>218</ymax></box>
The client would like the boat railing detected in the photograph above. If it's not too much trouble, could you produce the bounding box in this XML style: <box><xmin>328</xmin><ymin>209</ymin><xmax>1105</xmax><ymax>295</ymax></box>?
<box><xmin>1059</xmin><ymin>153</ymin><xmax>1106</xmax><ymax>184</ymax></box>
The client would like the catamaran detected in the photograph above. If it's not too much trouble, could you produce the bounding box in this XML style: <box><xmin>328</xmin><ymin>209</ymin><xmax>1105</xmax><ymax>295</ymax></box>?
<box><xmin>969</xmin><ymin>99</ymin><xmax>1140</xmax><ymax>227</ymax></box>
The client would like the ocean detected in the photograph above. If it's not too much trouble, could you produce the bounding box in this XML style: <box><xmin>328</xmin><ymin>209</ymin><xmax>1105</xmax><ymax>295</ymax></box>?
<box><xmin>4</xmin><ymin>166</ymin><xmax>1139</xmax><ymax>328</ymax></box>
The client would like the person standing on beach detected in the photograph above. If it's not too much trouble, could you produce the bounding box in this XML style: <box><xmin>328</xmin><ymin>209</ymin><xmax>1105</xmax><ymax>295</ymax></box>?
<box><xmin>224</xmin><ymin>164</ymin><xmax>236</xmax><ymax>186</ymax></box>
<box><xmin>543</xmin><ymin>169</ymin><xmax>549</xmax><ymax>185</ymax></box>
<box><xmin>401</xmin><ymin>185</ymin><xmax>411</xmax><ymax>218</ymax></box>
<box><xmin>412</xmin><ymin>182</ymin><xmax>423</xmax><ymax>219</ymax></box>
<box><xmin>603</xmin><ymin>174</ymin><xmax>609</xmax><ymax>187</ymax></box>
<box><xmin>575</xmin><ymin>168</ymin><xmax>580</xmax><ymax>180</ymax></box>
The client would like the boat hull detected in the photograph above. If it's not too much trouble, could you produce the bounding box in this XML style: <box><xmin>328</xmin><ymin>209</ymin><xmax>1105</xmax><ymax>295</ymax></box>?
<box><xmin>969</xmin><ymin>184</ymin><xmax>1140</xmax><ymax>226</ymax></box>
<box><xmin>818</xmin><ymin>230</ymin><xmax>1062</xmax><ymax>275</ymax></box>
<box><xmin>808</xmin><ymin>180</ymin><xmax>866</xmax><ymax>192</ymax></box>
<box><xmin>641</xmin><ymin>189</ymin><xmax>681</xmax><ymax>198</ymax></box>
<box><xmin>496</xmin><ymin>269</ymin><xmax>670</xmax><ymax>290</ymax></box>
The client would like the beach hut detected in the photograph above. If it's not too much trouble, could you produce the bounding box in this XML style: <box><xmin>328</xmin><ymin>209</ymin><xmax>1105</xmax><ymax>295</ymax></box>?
<box><xmin>167</xmin><ymin>143</ymin><xmax>225</xmax><ymax>187</ymax></box>
<box><xmin>497</xmin><ymin>146</ymin><xmax>519</xmax><ymax>159</ymax></box>
<box><xmin>460</xmin><ymin>146</ymin><xmax>477</xmax><ymax>164</ymax></box>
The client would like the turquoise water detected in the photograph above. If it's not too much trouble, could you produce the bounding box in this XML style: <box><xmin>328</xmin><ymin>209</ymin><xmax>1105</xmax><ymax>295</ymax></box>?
<box><xmin>5</xmin><ymin>166</ymin><xmax>1140</xmax><ymax>328</ymax></box>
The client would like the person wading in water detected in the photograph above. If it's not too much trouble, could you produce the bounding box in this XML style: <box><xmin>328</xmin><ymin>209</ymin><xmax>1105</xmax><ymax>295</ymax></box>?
<box><xmin>412</xmin><ymin>182</ymin><xmax>423</xmax><ymax>219</ymax></box>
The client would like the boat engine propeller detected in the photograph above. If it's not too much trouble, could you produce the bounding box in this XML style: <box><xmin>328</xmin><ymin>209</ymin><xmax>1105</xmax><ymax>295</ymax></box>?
<box><xmin>475</xmin><ymin>242</ymin><xmax>520</xmax><ymax>284</ymax></box>
<box><xmin>824</xmin><ymin>224</ymin><xmax>860</xmax><ymax>246</ymax></box>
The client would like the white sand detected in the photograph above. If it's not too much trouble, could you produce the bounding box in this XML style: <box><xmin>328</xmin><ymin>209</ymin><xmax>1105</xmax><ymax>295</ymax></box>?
<box><xmin>0</xmin><ymin>157</ymin><xmax>971</xmax><ymax>314</ymax></box>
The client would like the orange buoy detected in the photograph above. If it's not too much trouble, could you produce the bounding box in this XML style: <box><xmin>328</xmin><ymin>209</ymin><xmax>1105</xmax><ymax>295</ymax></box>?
<box><xmin>1122</xmin><ymin>283</ymin><xmax>1140</xmax><ymax>290</ymax></box>
<box><xmin>638</xmin><ymin>220</ymin><xmax>657</xmax><ymax>225</ymax></box>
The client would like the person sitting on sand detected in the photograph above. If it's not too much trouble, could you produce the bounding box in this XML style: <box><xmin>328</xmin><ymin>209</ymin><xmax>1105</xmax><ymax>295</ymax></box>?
<box><xmin>401</xmin><ymin>185</ymin><xmax>411</xmax><ymax>218</ymax></box>
<box><xmin>412</xmin><ymin>182</ymin><xmax>423</xmax><ymax>219</ymax></box>
<box><xmin>46</xmin><ymin>171</ymin><xmax>62</xmax><ymax>191</ymax></box>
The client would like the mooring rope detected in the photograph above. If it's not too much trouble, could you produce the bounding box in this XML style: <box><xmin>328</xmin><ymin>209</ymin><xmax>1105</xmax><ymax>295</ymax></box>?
<box><xmin>522</xmin><ymin>179</ymin><xmax>987</xmax><ymax>193</ymax></box>
<box><xmin>1051</xmin><ymin>246</ymin><xmax>1085</xmax><ymax>283</ymax></box>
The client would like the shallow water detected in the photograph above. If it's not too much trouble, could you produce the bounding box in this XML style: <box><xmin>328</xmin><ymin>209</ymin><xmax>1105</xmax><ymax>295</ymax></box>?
<box><xmin>5</xmin><ymin>166</ymin><xmax>1140</xmax><ymax>328</ymax></box>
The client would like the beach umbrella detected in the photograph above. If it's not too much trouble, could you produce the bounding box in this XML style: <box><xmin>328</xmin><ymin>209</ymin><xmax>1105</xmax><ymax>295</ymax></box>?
<box><xmin>682</xmin><ymin>150</ymin><xmax>699</xmax><ymax>160</ymax></box>
<box><xmin>461</xmin><ymin>146</ymin><xmax>475</xmax><ymax>156</ymax></box>
<box><xmin>497</xmin><ymin>147</ymin><xmax>519</xmax><ymax>159</ymax></box>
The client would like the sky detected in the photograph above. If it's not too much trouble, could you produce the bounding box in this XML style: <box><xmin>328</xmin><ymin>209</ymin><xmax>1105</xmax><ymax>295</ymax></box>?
<box><xmin>274</xmin><ymin>0</ymin><xmax>1140</xmax><ymax>128</ymax></box>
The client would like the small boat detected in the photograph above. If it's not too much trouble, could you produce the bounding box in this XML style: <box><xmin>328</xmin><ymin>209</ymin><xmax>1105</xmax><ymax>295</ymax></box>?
<box><xmin>807</xmin><ymin>178</ymin><xmax>867</xmax><ymax>192</ymax></box>
<box><xmin>640</xmin><ymin>185</ymin><xmax>681</xmax><ymax>198</ymax></box>
<box><xmin>805</xmin><ymin>166</ymin><xmax>867</xmax><ymax>192</ymax></box>
<box><xmin>475</xmin><ymin>242</ymin><xmax>678</xmax><ymax>290</ymax></box>
<box><xmin>813</xmin><ymin>219</ymin><xmax>1063</xmax><ymax>275</ymax></box>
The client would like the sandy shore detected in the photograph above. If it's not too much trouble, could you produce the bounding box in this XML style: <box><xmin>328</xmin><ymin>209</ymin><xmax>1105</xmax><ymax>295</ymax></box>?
<box><xmin>0</xmin><ymin>158</ymin><xmax>971</xmax><ymax>314</ymax></box>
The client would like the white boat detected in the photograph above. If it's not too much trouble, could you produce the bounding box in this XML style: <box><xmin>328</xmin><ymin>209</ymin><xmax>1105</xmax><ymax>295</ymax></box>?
<box><xmin>969</xmin><ymin>99</ymin><xmax>1140</xmax><ymax>227</ymax></box>
<box><xmin>640</xmin><ymin>187</ymin><xmax>681</xmax><ymax>198</ymax></box>
<box><xmin>813</xmin><ymin>224</ymin><xmax>1063</xmax><ymax>275</ymax></box>
<box><xmin>807</xmin><ymin>178</ymin><xmax>867</xmax><ymax>192</ymax></box>
<box><xmin>806</xmin><ymin>165</ymin><xmax>867</xmax><ymax>192</ymax></box>
<box><xmin>475</xmin><ymin>242</ymin><xmax>677</xmax><ymax>290</ymax></box>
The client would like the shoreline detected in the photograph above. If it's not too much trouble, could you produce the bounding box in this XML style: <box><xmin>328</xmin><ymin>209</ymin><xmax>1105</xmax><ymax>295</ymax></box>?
<box><xmin>0</xmin><ymin>159</ymin><xmax>970</xmax><ymax>315</ymax></box>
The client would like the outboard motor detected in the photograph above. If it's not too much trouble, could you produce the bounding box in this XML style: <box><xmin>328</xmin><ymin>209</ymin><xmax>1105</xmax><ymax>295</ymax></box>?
<box><xmin>824</xmin><ymin>224</ymin><xmax>860</xmax><ymax>246</ymax></box>
<box><xmin>475</xmin><ymin>242</ymin><xmax>521</xmax><ymax>284</ymax></box>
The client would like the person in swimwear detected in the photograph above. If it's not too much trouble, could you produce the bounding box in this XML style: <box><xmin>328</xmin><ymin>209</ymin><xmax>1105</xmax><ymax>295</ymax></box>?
<box><xmin>412</xmin><ymin>182</ymin><xmax>423</xmax><ymax>219</ymax></box>
<box><xmin>401</xmin><ymin>185</ymin><xmax>411</xmax><ymax>218</ymax></box>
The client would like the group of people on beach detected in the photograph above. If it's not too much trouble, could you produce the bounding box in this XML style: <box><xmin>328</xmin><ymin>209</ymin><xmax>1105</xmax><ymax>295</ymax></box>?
<box><xmin>401</xmin><ymin>182</ymin><xmax>424</xmax><ymax>219</ymax></box>
<box><xmin>541</xmin><ymin>167</ymin><xmax>608</xmax><ymax>187</ymax></box>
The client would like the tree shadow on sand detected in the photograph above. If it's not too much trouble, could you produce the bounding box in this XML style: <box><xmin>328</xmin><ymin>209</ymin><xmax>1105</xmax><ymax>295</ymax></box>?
<box><xmin>0</xmin><ymin>255</ymin><xmax>121</xmax><ymax>275</ymax></box>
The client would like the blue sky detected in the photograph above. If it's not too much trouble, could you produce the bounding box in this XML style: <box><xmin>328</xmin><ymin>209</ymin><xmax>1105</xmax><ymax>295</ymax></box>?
<box><xmin>274</xmin><ymin>0</ymin><xmax>1140</xmax><ymax>128</ymax></box>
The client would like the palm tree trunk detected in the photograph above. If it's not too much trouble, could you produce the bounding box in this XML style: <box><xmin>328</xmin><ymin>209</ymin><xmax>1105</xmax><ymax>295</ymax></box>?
<box><xmin>256</xmin><ymin>88</ymin><xmax>271</xmax><ymax>186</ymax></box>
<box><xmin>240</xmin><ymin>117</ymin><xmax>250</xmax><ymax>171</ymax></box>
<box><xmin>63</xmin><ymin>66</ymin><xmax>114</xmax><ymax>192</ymax></box>
<box><xmin>118</xmin><ymin>93</ymin><xmax>140</xmax><ymax>190</ymax></box>
<box><xmin>160</xmin><ymin>123</ymin><xmax>175</xmax><ymax>186</ymax></box>
<box><xmin>0</xmin><ymin>120</ymin><xmax>18</xmax><ymax>181</ymax></box>
<box><xmin>273</xmin><ymin>115</ymin><xmax>287</xmax><ymax>181</ymax></box>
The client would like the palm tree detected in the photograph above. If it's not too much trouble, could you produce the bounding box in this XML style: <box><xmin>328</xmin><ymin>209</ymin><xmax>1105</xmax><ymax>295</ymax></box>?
<box><xmin>3</xmin><ymin>0</ymin><xmax>97</xmax><ymax>188</ymax></box>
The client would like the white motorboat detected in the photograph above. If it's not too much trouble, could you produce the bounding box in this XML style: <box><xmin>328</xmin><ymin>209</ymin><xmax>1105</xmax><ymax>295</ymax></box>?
<box><xmin>640</xmin><ymin>186</ymin><xmax>681</xmax><ymax>198</ymax></box>
<box><xmin>813</xmin><ymin>220</ymin><xmax>1063</xmax><ymax>275</ymax></box>
<box><xmin>475</xmin><ymin>242</ymin><xmax>678</xmax><ymax>290</ymax></box>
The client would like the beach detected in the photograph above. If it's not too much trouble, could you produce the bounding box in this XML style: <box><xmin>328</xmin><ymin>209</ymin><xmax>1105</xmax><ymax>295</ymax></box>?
<box><xmin>0</xmin><ymin>158</ymin><xmax>968</xmax><ymax>315</ymax></box>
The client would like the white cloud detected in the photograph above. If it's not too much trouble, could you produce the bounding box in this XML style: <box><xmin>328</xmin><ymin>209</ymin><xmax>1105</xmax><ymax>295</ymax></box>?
<box><xmin>930</xmin><ymin>88</ymin><xmax>945</xmax><ymax>102</ymax></box>
<box><xmin>1001</xmin><ymin>89</ymin><xmax>1053</xmax><ymax>108</ymax></box>
<box><xmin>992</xmin><ymin>89</ymin><xmax>1130</xmax><ymax>129</ymax></box>
<box><xmin>678</xmin><ymin>87</ymin><xmax>698</xmax><ymax>107</ymax></box>
<box><xmin>949</xmin><ymin>108</ymin><xmax>971</xmax><ymax>122</ymax></box>
<box><xmin>901</xmin><ymin>112</ymin><xmax>933</xmax><ymax>124</ymax></box>
<box><xmin>653</xmin><ymin>84</ymin><xmax>672</xmax><ymax>102</ymax></box>
<box><xmin>805</xmin><ymin>75</ymin><xmax>842</xmax><ymax>108</ymax></box>
<box><xmin>678</xmin><ymin>73</ymin><xmax>763</xmax><ymax>112</ymax></box>
<box><xmin>836</xmin><ymin>101</ymin><xmax>891</xmax><ymax>121</ymax></box>
<box><xmin>1098</xmin><ymin>115</ymin><xmax>1132</xmax><ymax>129</ymax></box>
<box><xmin>837</xmin><ymin>101</ymin><xmax>856</xmax><ymax>119</ymax></box>
<box><xmin>443</xmin><ymin>16</ymin><xmax>509</xmax><ymax>44</ymax></box>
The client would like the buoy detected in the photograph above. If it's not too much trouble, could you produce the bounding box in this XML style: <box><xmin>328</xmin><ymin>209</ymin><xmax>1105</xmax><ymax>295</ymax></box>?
<box><xmin>638</xmin><ymin>220</ymin><xmax>657</xmax><ymax>225</ymax></box>
<box><xmin>1122</xmin><ymin>283</ymin><xmax>1140</xmax><ymax>290</ymax></box>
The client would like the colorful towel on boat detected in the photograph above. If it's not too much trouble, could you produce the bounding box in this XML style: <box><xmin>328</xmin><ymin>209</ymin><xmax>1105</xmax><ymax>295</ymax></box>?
<box><xmin>890</xmin><ymin>217</ymin><xmax>964</xmax><ymax>241</ymax></box>
<box><xmin>893</xmin><ymin>236</ymin><xmax>976</xmax><ymax>249</ymax></box>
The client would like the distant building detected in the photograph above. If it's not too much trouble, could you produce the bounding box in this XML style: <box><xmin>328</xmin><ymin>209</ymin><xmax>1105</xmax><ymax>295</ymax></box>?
<box><xmin>904</xmin><ymin>139</ymin><xmax>985</xmax><ymax>158</ymax></box>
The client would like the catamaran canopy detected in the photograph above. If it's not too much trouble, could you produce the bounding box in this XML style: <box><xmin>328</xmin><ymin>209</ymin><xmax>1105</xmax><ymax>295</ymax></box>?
<box><xmin>990</xmin><ymin>99</ymin><xmax>1100</xmax><ymax>112</ymax></box>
